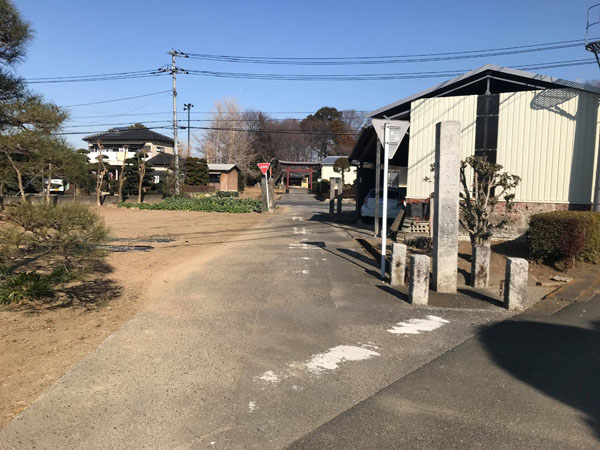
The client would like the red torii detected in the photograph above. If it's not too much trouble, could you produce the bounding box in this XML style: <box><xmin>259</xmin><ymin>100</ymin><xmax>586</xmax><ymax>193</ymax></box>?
<box><xmin>279</xmin><ymin>161</ymin><xmax>320</xmax><ymax>193</ymax></box>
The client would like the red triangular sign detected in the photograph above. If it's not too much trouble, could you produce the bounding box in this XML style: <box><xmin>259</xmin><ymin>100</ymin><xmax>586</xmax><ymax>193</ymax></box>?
<box><xmin>257</xmin><ymin>163</ymin><xmax>270</xmax><ymax>175</ymax></box>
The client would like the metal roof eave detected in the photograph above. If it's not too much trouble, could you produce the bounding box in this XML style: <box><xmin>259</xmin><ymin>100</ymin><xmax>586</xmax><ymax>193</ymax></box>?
<box><xmin>368</xmin><ymin>64</ymin><xmax>600</xmax><ymax>119</ymax></box>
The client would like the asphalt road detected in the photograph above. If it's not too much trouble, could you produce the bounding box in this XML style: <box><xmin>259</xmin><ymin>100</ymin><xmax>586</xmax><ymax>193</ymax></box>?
<box><xmin>1</xmin><ymin>190</ymin><xmax>509</xmax><ymax>450</ymax></box>
<box><xmin>288</xmin><ymin>294</ymin><xmax>600</xmax><ymax>450</ymax></box>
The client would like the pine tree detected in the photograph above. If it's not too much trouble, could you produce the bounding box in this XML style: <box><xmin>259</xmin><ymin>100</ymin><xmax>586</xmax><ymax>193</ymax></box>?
<box><xmin>184</xmin><ymin>157</ymin><xmax>209</xmax><ymax>185</ymax></box>
<box><xmin>0</xmin><ymin>0</ymin><xmax>68</xmax><ymax>200</ymax></box>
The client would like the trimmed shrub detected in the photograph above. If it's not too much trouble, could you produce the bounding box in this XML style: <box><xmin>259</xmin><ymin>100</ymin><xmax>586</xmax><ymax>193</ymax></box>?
<box><xmin>528</xmin><ymin>211</ymin><xmax>600</xmax><ymax>265</ymax></box>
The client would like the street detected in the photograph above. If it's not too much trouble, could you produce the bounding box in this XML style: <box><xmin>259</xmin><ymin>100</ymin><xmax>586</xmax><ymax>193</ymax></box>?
<box><xmin>0</xmin><ymin>191</ymin><xmax>571</xmax><ymax>450</ymax></box>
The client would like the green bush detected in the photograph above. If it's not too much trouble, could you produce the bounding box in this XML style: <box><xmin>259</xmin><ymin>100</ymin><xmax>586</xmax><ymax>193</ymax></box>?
<box><xmin>216</xmin><ymin>191</ymin><xmax>240</xmax><ymax>198</ymax></box>
<box><xmin>119</xmin><ymin>196</ymin><xmax>261</xmax><ymax>213</ymax></box>
<box><xmin>1</xmin><ymin>202</ymin><xmax>109</xmax><ymax>263</ymax></box>
<box><xmin>0</xmin><ymin>202</ymin><xmax>108</xmax><ymax>304</ymax></box>
<box><xmin>0</xmin><ymin>266</ymin><xmax>77</xmax><ymax>305</ymax></box>
<box><xmin>528</xmin><ymin>211</ymin><xmax>600</xmax><ymax>265</ymax></box>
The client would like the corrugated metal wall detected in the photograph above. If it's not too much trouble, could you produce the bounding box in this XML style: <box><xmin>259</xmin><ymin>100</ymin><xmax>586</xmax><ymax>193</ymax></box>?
<box><xmin>498</xmin><ymin>89</ymin><xmax>598</xmax><ymax>203</ymax></box>
<box><xmin>408</xmin><ymin>96</ymin><xmax>477</xmax><ymax>198</ymax></box>
<box><xmin>408</xmin><ymin>90</ymin><xmax>599</xmax><ymax>203</ymax></box>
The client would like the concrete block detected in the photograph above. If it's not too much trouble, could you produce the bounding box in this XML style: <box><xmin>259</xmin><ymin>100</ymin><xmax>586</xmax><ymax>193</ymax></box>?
<box><xmin>409</xmin><ymin>255</ymin><xmax>430</xmax><ymax>306</ymax></box>
<box><xmin>432</xmin><ymin>121</ymin><xmax>460</xmax><ymax>293</ymax></box>
<box><xmin>504</xmin><ymin>257</ymin><xmax>528</xmax><ymax>310</ymax></box>
<box><xmin>390</xmin><ymin>243</ymin><xmax>407</xmax><ymax>286</ymax></box>
<box><xmin>471</xmin><ymin>245</ymin><xmax>491</xmax><ymax>288</ymax></box>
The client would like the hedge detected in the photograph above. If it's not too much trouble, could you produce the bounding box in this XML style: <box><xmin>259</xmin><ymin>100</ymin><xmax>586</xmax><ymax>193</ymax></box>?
<box><xmin>119</xmin><ymin>196</ymin><xmax>261</xmax><ymax>213</ymax></box>
<box><xmin>528</xmin><ymin>211</ymin><xmax>600</xmax><ymax>265</ymax></box>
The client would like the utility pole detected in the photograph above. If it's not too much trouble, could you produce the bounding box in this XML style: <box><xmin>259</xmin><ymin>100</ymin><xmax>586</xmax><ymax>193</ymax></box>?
<box><xmin>159</xmin><ymin>51</ymin><xmax>188</xmax><ymax>196</ymax></box>
<box><xmin>184</xmin><ymin>103</ymin><xmax>194</xmax><ymax>158</ymax></box>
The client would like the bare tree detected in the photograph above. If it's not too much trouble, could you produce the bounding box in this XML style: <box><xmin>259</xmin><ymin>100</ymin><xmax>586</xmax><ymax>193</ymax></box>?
<box><xmin>137</xmin><ymin>147</ymin><xmax>148</xmax><ymax>203</ymax></box>
<box><xmin>95</xmin><ymin>141</ymin><xmax>108</xmax><ymax>206</ymax></box>
<box><xmin>198</xmin><ymin>99</ymin><xmax>257</xmax><ymax>177</ymax></box>
<box><xmin>117</xmin><ymin>145</ymin><xmax>128</xmax><ymax>201</ymax></box>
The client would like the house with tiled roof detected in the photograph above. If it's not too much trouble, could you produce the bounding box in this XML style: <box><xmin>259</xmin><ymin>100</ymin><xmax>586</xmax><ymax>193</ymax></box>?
<box><xmin>83</xmin><ymin>126</ymin><xmax>174</xmax><ymax>168</ymax></box>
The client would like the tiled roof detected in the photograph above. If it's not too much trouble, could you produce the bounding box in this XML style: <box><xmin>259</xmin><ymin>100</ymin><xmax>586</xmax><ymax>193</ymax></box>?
<box><xmin>146</xmin><ymin>152</ymin><xmax>175</xmax><ymax>166</ymax></box>
<box><xmin>83</xmin><ymin>127</ymin><xmax>174</xmax><ymax>144</ymax></box>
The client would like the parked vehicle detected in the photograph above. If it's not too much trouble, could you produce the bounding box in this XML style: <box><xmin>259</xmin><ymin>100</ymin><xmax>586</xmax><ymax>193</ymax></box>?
<box><xmin>42</xmin><ymin>178</ymin><xmax>68</xmax><ymax>194</ymax></box>
<box><xmin>360</xmin><ymin>187</ymin><xmax>406</xmax><ymax>221</ymax></box>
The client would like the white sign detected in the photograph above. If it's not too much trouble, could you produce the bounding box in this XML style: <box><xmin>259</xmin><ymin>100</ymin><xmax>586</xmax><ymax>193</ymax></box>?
<box><xmin>372</xmin><ymin>119</ymin><xmax>409</xmax><ymax>159</ymax></box>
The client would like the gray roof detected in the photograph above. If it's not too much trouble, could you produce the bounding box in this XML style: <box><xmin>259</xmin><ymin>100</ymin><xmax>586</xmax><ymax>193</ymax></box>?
<box><xmin>83</xmin><ymin>127</ymin><xmax>174</xmax><ymax>144</ymax></box>
<box><xmin>369</xmin><ymin>64</ymin><xmax>600</xmax><ymax>119</ymax></box>
<box><xmin>321</xmin><ymin>156</ymin><xmax>346</xmax><ymax>165</ymax></box>
<box><xmin>146</xmin><ymin>152</ymin><xmax>174</xmax><ymax>166</ymax></box>
<box><xmin>208</xmin><ymin>163</ymin><xmax>237</xmax><ymax>173</ymax></box>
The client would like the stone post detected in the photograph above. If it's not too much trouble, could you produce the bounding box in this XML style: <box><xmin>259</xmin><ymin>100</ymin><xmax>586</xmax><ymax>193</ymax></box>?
<box><xmin>391</xmin><ymin>243</ymin><xmax>407</xmax><ymax>286</ymax></box>
<box><xmin>409</xmin><ymin>254</ymin><xmax>430</xmax><ymax>306</ymax></box>
<box><xmin>268</xmin><ymin>178</ymin><xmax>275</xmax><ymax>209</ymax></box>
<box><xmin>329</xmin><ymin>177</ymin><xmax>341</xmax><ymax>218</ymax></box>
<box><xmin>471</xmin><ymin>245</ymin><xmax>491</xmax><ymax>288</ymax></box>
<box><xmin>432</xmin><ymin>121</ymin><xmax>460</xmax><ymax>293</ymax></box>
<box><xmin>504</xmin><ymin>257</ymin><xmax>528</xmax><ymax>310</ymax></box>
<box><xmin>260</xmin><ymin>178</ymin><xmax>268</xmax><ymax>214</ymax></box>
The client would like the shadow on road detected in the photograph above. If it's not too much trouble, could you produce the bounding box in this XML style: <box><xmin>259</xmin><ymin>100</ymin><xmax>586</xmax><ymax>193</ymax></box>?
<box><xmin>480</xmin><ymin>319</ymin><xmax>600</xmax><ymax>438</ymax></box>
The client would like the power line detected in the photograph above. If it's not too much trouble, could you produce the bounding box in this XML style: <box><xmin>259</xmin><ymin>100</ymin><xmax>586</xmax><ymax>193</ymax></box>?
<box><xmin>54</xmin><ymin>125</ymin><xmax>361</xmax><ymax>137</ymax></box>
<box><xmin>183</xmin><ymin>39</ymin><xmax>590</xmax><ymax>65</ymax></box>
<box><xmin>66</xmin><ymin>110</ymin><xmax>367</xmax><ymax>120</ymax></box>
<box><xmin>184</xmin><ymin>59</ymin><xmax>596</xmax><ymax>81</ymax></box>
<box><xmin>25</xmin><ymin>70</ymin><xmax>165</xmax><ymax>84</ymax></box>
<box><xmin>58</xmin><ymin>90</ymin><xmax>171</xmax><ymax>107</ymax></box>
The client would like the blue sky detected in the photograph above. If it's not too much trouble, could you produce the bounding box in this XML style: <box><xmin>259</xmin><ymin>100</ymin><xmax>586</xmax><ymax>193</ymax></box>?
<box><xmin>15</xmin><ymin>0</ymin><xmax>600</xmax><ymax>148</ymax></box>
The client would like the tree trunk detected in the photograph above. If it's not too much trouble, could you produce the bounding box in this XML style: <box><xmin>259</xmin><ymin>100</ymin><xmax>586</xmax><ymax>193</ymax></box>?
<box><xmin>6</xmin><ymin>154</ymin><xmax>26</xmax><ymax>201</ymax></box>
<box><xmin>45</xmin><ymin>163</ymin><xmax>52</xmax><ymax>205</ymax></box>
<box><xmin>137</xmin><ymin>158</ymin><xmax>145</xmax><ymax>203</ymax></box>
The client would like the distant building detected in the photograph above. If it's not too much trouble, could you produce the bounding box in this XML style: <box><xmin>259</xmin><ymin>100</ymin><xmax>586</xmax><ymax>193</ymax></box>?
<box><xmin>208</xmin><ymin>164</ymin><xmax>239</xmax><ymax>191</ymax></box>
<box><xmin>83</xmin><ymin>127</ymin><xmax>174</xmax><ymax>168</ymax></box>
<box><xmin>320</xmin><ymin>156</ymin><xmax>357</xmax><ymax>185</ymax></box>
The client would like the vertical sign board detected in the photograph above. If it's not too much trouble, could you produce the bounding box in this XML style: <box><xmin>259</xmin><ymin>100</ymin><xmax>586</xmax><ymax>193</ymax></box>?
<box><xmin>371</xmin><ymin>119</ymin><xmax>410</xmax><ymax>279</ymax></box>
<box><xmin>257</xmin><ymin>163</ymin><xmax>271</xmax><ymax>212</ymax></box>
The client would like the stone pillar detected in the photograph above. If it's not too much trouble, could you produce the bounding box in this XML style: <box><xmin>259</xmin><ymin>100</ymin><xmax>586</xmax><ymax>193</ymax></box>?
<box><xmin>390</xmin><ymin>243</ymin><xmax>407</xmax><ymax>286</ymax></box>
<box><xmin>260</xmin><ymin>178</ymin><xmax>268</xmax><ymax>214</ymax></box>
<box><xmin>409</xmin><ymin>254</ymin><xmax>430</xmax><ymax>306</ymax></box>
<box><xmin>504</xmin><ymin>257</ymin><xmax>528</xmax><ymax>310</ymax></box>
<box><xmin>329</xmin><ymin>177</ymin><xmax>341</xmax><ymax>218</ymax></box>
<box><xmin>268</xmin><ymin>178</ymin><xmax>275</xmax><ymax>209</ymax></box>
<box><xmin>432</xmin><ymin>121</ymin><xmax>461</xmax><ymax>293</ymax></box>
<box><xmin>471</xmin><ymin>245</ymin><xmax>491</xmax><ymax>288</ymax></box>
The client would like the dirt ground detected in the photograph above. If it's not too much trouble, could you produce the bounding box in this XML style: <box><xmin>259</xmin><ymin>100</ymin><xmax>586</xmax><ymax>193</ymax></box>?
<box><xmin>0</xmin><ymin>206</ymin><xmax>264</xmax><ymax>428</ymax></box>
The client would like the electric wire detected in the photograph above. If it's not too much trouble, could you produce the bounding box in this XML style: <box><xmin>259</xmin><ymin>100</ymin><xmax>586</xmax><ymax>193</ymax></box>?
<box><xmin>182</xmin><ymin>39</ymin><xmax>590</xmax><ymax>65</ymax></box>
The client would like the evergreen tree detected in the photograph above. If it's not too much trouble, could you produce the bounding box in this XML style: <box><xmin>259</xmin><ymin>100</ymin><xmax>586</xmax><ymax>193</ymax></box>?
<box><xmin>0</xmin><ymin>0</ymin><xmax>68</xmax><ymax>200</ymax></box>
<box><xmin>184</xmin><ymin>157</ymin><xmax>209</xmax><ymax>185</ymax></box>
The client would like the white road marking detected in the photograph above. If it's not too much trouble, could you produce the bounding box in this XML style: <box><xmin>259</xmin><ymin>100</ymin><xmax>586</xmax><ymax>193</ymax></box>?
<box><xmin>292</xmin><ymin>216</ymin><xmax>303</xmax><ymax>221</ymax></box>
<box><xmin>293</xmin><ymin>227</ymin><xmax>308</xmax><ymax>235</ymax></box>
<box><xmin>248</xmin><ymin>401</ymin><xmax>257</xmax><ymax>412</ymax></box>
<box><xmin>255</xmin><ymin>343</ymin><xmax>379</xmax><ymax>384</ymax></box>
<box><xmin>387</xmin><ymin>315</ymin><xmax>449</xmax><ymax>335</ymax></box>
<box><xmin>288</xmin><ymin>243</ymin><xmax>320</xmax><ymax>250</ymax></box>
<box><xmin>257</xmin><ymin>370</ymin><xmax>281</xmax><ymax>384</ymax></box>
<box><xmin>305</xmin><ymin>345</ymin><xmax>380</xmax><ymax>374</ymax></box>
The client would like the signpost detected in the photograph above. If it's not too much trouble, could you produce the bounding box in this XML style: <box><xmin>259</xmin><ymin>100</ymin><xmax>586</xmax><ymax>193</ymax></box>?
<box><xmin>371</xmin><ymin>119</ymin><xmax>410</xmax><ymax>279</ymax></box>
<box><xmin>257</xmin><ymin>163</ymin><xmax>271</xmax><ymax>212</ymax></box>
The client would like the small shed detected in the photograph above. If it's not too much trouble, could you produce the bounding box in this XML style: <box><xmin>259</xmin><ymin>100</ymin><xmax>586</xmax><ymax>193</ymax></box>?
<box><xmin>208</xmin><ymin>164</ymin><xmax>239</xmax><ymax>191</ymax></box>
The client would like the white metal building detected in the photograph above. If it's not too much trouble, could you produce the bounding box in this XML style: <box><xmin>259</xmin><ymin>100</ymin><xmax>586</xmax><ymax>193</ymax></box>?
<box><xmin>351</xmin><ymin>65</ymin><xmax>600</xmax><ymax>233</ymax></box>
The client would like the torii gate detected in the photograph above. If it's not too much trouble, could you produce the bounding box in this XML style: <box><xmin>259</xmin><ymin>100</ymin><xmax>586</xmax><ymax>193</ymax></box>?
<box><xmin>279</xmin><ymin>161</ymin><xmax>320</xmax><ymax>193</ymax></box>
